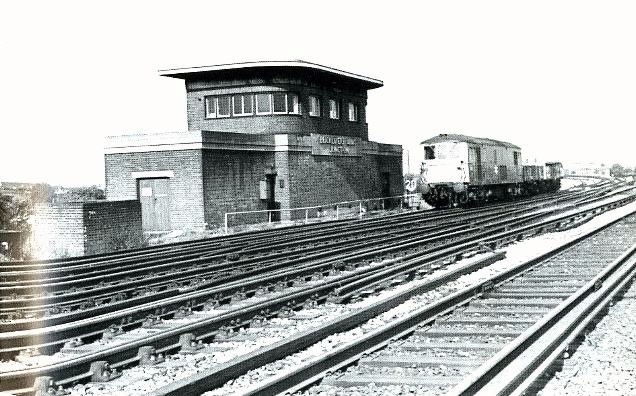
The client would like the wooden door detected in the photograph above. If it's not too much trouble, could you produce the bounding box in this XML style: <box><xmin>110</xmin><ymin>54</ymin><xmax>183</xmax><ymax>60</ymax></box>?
<box><xmin>138</xmin><ymin>178</ymin><xmax>171</xmax><ymax>232</ymax></box>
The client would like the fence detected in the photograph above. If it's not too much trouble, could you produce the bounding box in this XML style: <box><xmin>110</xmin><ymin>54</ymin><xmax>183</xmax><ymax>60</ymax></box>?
<box><xmin>224</xmin><ymin>194</ymin><xmax>420</xmax><ymax>234</ymax></box>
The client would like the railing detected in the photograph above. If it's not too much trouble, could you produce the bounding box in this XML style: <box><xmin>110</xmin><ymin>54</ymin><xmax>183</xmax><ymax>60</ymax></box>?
<box><xmin>224</xmin><ymin>194</ymin><xmax>420</xmax><ymax>234</ymax></box>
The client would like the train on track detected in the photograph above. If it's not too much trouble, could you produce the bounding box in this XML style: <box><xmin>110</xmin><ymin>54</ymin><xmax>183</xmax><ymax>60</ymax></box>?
<box><xmin>412</xmin><ymin>134</ymin><xmax>563</xmax><ymax>208</ymax></box>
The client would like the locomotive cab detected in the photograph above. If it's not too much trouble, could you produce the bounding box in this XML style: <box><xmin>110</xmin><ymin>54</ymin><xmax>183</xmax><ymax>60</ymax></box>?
<box><xmin>419</xmin><ymin>134</ymin><xmax>526</xmax><ymax>208</ymax></box>
<box><xmin>420</xmin><ymin>140</ymin><xmax>470</xmax><ymax>207</ymax></box>
<box><xmin>421</xmin><ymin>141</ymin><xmax>470</xmax><ymax>186</ymax></box>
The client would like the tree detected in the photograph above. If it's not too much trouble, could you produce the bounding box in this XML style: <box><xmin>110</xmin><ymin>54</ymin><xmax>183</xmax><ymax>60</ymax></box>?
<box><xmin>0</xmin><ymin>195</ymin><xmax>12</xmax><ymax>229</ymax></box>
<box><xmin>53</xmin><ymin>185</ymin><xmax>105</xmax><ymax>203</ymax></box>
<box><xmin>610</xmin><ymin>163</ymin><xmax>626</xmax><ymax>177</ymax></box>
<box><xmin>0</xmin><ymin>194</ymin><xmax>31</xmax><ymax>231</ymax></box>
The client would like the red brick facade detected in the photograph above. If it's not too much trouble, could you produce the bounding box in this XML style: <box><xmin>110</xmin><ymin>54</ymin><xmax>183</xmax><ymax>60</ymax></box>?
<box><xmin>105</xmin><ymin>131</ymin><xmax>402</xmax><ymax>228</ymax></box>
<box><xmin>185</xmin><ymin>80</ymin><xmax>369</xmax><ymax>139</ymax></box>
<box><xmin>104</xmin><ymin>62</ymin><xmax>403</xmax><ymax>232</ymax></box>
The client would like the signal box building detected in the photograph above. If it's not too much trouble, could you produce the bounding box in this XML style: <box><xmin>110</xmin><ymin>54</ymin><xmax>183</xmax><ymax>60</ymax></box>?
<box><xmin>105</xmin><ymin>61</ymin><xmax>403</xmax><ymax>232</ymax></box>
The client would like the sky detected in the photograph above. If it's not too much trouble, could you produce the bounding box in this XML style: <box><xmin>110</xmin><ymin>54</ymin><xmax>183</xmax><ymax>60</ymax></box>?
<box><xmin>1</xmin><ymin>0</ymin><xmax>635</xmax><ymax>186</ymax></box>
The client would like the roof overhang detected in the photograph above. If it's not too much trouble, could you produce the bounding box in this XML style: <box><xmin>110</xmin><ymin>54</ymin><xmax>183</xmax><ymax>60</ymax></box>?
<box><xmin>158</xmin><ymin>60</ymin><xmax>383</xmax><ymax>90</ymax></box>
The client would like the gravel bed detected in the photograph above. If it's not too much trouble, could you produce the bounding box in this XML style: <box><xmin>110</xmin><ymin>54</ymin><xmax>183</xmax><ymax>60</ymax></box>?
<box><xmin>537</xmin><ymin>280</ymin><xmax>636</xmax><ymax>395</ymax></box>
<box><xmin>355</xmin><ymin>364</ymin><xmax>468</xmax><ymax>377</ymax></box>
<box><xmin>409</xmin><ymin>334</ymin><xmax>517</xmax><ymax>345</ymax></box>
<box><xmin>461</xmin><ymin>312</ymin><xmax>544</xmax><ymax>319</ymax></box>
<box><xmin>433</xmin><ymin>323</ymin><xmax>529</xmax><ymax>330</ymax></box>
<box><xmin>378</xmin><ymin>346</ymin><xmax>491</xmax><ymax>359</ymax></box>
<box><xmin>306</xmin><ymin>384</ymin><xmax>451</xmax><ymax>396</ymax></box>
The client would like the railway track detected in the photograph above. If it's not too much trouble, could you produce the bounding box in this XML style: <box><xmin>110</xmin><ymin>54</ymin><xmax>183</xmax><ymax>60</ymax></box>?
<box><xmin>0</xmin><ymin>190</ymin><xmax>604</xmax><ymax>333</ymax></box>
<box><xmin>3</xmin><ymin>186</ymin><xmax>611</xmax><ymax>280</ymax></box>
<box><xmin>1</xmin><ymin>186</ymin><xmax>632</xmax><ymax>395</ymax></box>
<box><xmin>214</xmin><ymin>201</ymin><xmax>636</xmax><ymax>396</ymax></box>
<box><xmin>2</xmin><ymin>187</ymin><xmax>614</xmax><ymax>295</ymax></box>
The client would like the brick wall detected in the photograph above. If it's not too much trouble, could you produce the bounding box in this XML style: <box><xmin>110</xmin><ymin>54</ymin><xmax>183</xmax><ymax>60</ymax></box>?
<box><xmin>186</xmin><ymin>81</ymin><xmax>369</xmax><ymax>139</ymax></box>
<box><xmin>201</xmin><ymin>149</ymin><xmax>274</xmax><ymax>227</ymax></box>
<box><xmin>30</xmin><ymin>200</ymin><xmax>142</xmax><ymax>259</ymax></box>
<box><xmin>285</xmin><ymin>152</ymin><xmax>403</xmax><ymax>209</ymax></box>
<box><xmin>105</xmin><ymin>150</ymin><xmax>205</xmax><ymax>230</ymax></box>
<box><xmin>31</xmin><ymin>203</ymin><xmax>85</xmax><ymax>259</ymax></box>
<box><xmin>83</xmin><ymin>200</ymin><xmax>143</xmax><ymax>256</ymax></box>
<box><xmin>104</xmin><ymin>131</ymin><xmax>402</xmax><ymax>231</ymax></box>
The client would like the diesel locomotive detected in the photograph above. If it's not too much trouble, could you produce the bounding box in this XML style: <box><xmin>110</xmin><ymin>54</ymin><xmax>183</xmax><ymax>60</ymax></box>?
<box><xmin>415</xmin><ymin>134</ymin><xmax>563</xmax><ymax>208</ymax></box>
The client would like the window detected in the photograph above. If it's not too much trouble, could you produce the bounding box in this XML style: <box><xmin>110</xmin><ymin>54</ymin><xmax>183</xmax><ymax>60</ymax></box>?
<box><xmin>309</xmin><ymin>96</ymin><xmax>320</xmax><ymax>117</ymax></box>
<box><xmin>205</xmin><ymin>95</ymin><xmax>231</xmax><ymax>118</ymax></box>
<box><xmin>288</xmin><ymin>94</ymin><xmax>300</xmax><ymax>114</ymax></box>
<box><xmin>329</xmin><ymin>99</ymin><xmax>339</xmax><ymax>119</ymax></box>
<box><xmin>233</xmin><ymin>94</ymin><xmax>254</xmax><ymax>116</ymax></box>
<box><xmin>513</xmin><ymin>151</ymin><xmax>520</xmax><ymax>166</ymax></box>
<box><xmin>208</xmin><ymin>92</ymin><xmax>299</xmax><ymax>118</ymax></box>
<box><xmin>347</xmin><ymin>102</ymin><xmax>358</xmax><ymax>122</ymax></box>
<box><xmin>205</xmin><ymin>96</ymin><xmax>217</xmax><ymax>118</ymax></box>
<box><xmin>273</xmin><ymin>93</ymin><xmax>287</xmax><ymax>113</ymax></box>
<box><xmin>256</xmin><ymin>93</ymin><xmax>272</xmax><ymax>114</ymax></box>
<box><xmin>217</xmin><ymin>96</ymin><xmax>231</xmax><ymax>117</ymax></box>
<box><xmin>424</xmin><ymin>146</ymin><xmax>435</xmax><ymax>160</ymax></box>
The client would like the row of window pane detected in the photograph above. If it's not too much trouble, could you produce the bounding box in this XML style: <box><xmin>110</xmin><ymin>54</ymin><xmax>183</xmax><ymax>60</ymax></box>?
<box><xmin>311</xmin><ymin>96</ymin><xmax>358</xmax><ymax>122</ymax></box>
<box><xmin>206</xmin><ymin>93</ymin><xmax>359</xmax><ymax>121</ymax></box>
<box><xmin>206</xmin><ymin>93</ymin><xmax>300</xmax><ymax>118</ymax></box>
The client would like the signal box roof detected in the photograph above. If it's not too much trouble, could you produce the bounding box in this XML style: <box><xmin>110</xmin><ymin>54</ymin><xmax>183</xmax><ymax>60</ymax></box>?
<box><xmin>421</xmin><ymin>134</ymin><xmax>521</xmax><ymax>150</ymax></box>
<box><xmin>158</xmin><ymin>60</ymin><xmax>383</xmax><ymax>90</ymax></box>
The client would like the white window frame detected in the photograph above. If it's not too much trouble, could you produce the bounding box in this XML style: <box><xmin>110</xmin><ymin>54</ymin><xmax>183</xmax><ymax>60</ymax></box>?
<box><xmin>347</xmin><ymin>102</ymin><xmax>358</xmax><ymax>122</ymax></box>
<box><xmin>205</xmin><ymin>96</ymin><xmax>217</xmax><ymax>119</ymax></box>
<box><xmin>209</xmin><ymin>92</ymin><xmax>300</xmax><ymax>118</ymax></box>
<box><xmin>272</xmin><ymin>92</ymin><xmax>288</xmax><ymax>114</ymax></box>
<box><xmin>309</xmin><ymin>96</ymin><xmax>320</xmax><ymax>117</ymax></box>
<box><xmin>216</xmin><ymin>95</ymin><xmax>231</xmax><ymax>118</ymax></box>
<box><xmin>288</xmin><ymin>93</ymin><xmax>300</xmax><ymax>114</ymax></box>
<box><xmin>233</xmin><ymin>94</ymin><xmax>254</xmax><ymax>116</ymax></box>
<box><xmin>329</xmin><ymin>99</ymin><xmax>340</xmax><ymax>119</ymax></box>
<box><xmin>256</xmin><ymin>93</ymin><xmax>273</xmax><ymax>115</ymax></box>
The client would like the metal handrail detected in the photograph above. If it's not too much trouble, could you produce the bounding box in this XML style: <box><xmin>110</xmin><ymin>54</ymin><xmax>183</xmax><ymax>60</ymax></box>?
<box><xmin>224</xmin><ymin>194</ymin><xmax>419</xmax><ymax>234</ymax></box>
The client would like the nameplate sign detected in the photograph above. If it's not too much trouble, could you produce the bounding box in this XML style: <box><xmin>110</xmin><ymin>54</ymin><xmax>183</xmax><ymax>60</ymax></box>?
<box><xmin>311</xmin><ymin>134</ymin><xmax>361</xmax><ymax>157</ymax></box>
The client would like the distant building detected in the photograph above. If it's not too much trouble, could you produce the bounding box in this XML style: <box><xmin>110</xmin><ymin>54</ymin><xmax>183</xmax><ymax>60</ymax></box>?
<box><xmin>105</xmin><ymin>61</ymin><xmax>403</xmax><ymax>232</ymax></box>
<box><xmin>564</xmin><ymin>163</ymin><xmax>611</xmax><ymax>178</ymax></box>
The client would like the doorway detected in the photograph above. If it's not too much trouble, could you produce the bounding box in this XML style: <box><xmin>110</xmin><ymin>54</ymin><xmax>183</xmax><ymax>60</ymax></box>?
<box><xmin>138</xmin><ymin>178</ymin><xmax>171</xmax><ymax>232</ymax></box>
<box><xmin>265</xmin><ymin>174</ymin><xmax>280</xmax><ymax>222</ymax></box>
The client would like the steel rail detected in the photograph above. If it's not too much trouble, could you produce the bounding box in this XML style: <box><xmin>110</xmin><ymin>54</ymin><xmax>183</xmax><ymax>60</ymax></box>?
<box><xmin>0</xmin><ymin>188</ymin><xmax>606</xmax><ymax>301</ymax></box>
<box><xmin>0</xmin><ymin>207</ymin><xmax>495</xmax><ymax>290</ymax></box>
<box><xmin>1</xmin><ymin>220</ymin><xmax>478</xmax><ymax>329</ymax></box>
<box><xmin>451</xmin><ymin>245</ymin><xmax>636</xmax><ymax>395</ymax></box>
<box><xmin>0</xmin><ymin>191</ymin><xmax>598</xmax><ymax>336</ymax></box>
<box><xmin>2</xmin><ymin>189</ymin><xmax>586</xmax><ymax>273</ymax></box>
<box><xmin>1</xmin><ymin>193</ymin><xmax>632</xmax><ymax>394</ymax></box>
<box><xmin>0</xmin><ymin>201</ymin><xmax>550</xmax><ymax>329</ymax></box>
<box><xmin>2</xmin><ymin>191</ymin><xmax>582</xmax><ymax>282</ymax></box>
<box><xmin>153</xmin><ymin>200</ymin><xmax>636</xmax><ymax>396</ymax></box>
